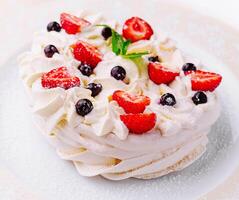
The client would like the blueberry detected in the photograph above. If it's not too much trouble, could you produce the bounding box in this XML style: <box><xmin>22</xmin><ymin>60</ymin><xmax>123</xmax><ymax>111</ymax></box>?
<box><xmin>160</xmin><ymin>93</ymin><xmax>176</xmax><ymax>106</ymax></box>
<box><xmin>111</xmin><ymin>66</ymin><xmax>126</xmax><ymax>80</ymax></box>
<box><xmin>192</xmin><ymin>92</ymin><xmax>207</xmax><ymax>105</ymax></box>
<box><xmin>101</xmin><ymin>27</ymin><xmax>112</xmax><ymax>40</ymax></box>
<box><xmin>47</xmin><ymin>21</ymin><xmax>61</xmax><ymax>32</ymax></box>
<box><xmin>87</xmin><ymin>83</ymin><xmax>102</xmax><ymax>97</ymax></box>
<box><xmin>182</xmin><ymin>63</ymin><xmax>197</xmax><ymax>72</ymax></box>
<box><xmin>78</xmin><ymin>64</ymin><xmax>93</xmax><ymax>77</ymax></box>
<box><xmin>75</xmin><ymin>99</ymin><xmax>93</xmax><ymax>116</ymax></box>
<box><xmin>44</xmin><ymin>45</ymin><xmax>59</xmax><ymax>58</ymax></box>
<box><xmin>148</xmin><ymin>56</ymin><xmax>160</xmax><ymax>63</ymax></box>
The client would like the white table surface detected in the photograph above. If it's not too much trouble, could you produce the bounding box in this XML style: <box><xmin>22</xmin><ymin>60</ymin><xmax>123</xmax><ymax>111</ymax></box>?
<box><xmin>0</xmin><ymin>0</ymin><xmax>239</xmax><ymax>199</ymax></box>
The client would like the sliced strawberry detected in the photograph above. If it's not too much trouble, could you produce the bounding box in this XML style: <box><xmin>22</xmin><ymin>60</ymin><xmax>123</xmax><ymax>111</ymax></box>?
<box><xmin>72</xmin><ymin>40</ymin><xmax>102</xmax><ymax>68</ymax></box>
<box><xmin>41</xmin><ymin>66</ymin><xmax>80</xmax><ymax>90</ymax></box>
<box><xmin>113</xmin><ymin>90</ymin><xmax>150</xmax><ymax>114</ymax></box>
<box><xmin>185</xmin><ymin>70</ymin><xmax>222</xmax><ymax>92</ymax></box>
<box><xmin>122</xmin><ymin>17</ymin><xmax>153</xmax><ymax>42</ymax></box>
<box><xmin>60</xmin><ymin>13</ymin><xmax>91</xmax><ymax>34</ymax></box>
<box><xmin>120</xmin><ymin>113</ymin><xmax>156</xmax><ymax>134</ymax></box>
<box><xmin>148</xmin><ymin>62</ymin><xmax>179</xmax><ymax>85</ymax></box>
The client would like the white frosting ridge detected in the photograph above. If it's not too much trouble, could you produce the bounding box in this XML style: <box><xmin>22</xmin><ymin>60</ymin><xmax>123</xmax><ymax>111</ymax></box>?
<box><xmin>18</xmin><ymin>12</ymin><xmax>220</xmax><ymax>180</ymax></box>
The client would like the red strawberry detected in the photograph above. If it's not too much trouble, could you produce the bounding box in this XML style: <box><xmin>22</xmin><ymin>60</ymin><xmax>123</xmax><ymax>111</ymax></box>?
<box><xmin>41</xmin><ymin>66</ymin><xmax>80</xmax><ymax>90</ymax></box>
<box><xmin>60</xmin><ymin>13</ymin><xmax>91</xmax><ymax>34</ymax></box>
<box><xmin>72</xmin><ymin>40</ymin><xmax>102</xmax><ymax>68</ymax></box>
<box><xmin>122</xmin><ymin>17</ymin><xmax>153</xmax><ymax>42</ymax></box>
<box><xmin>120</xmin><ymin>113</ymin><xmax>156</xmax><ymax>134</ymax></box>
<box><xmin>112</xmin><ymin>90</ymin><xmax>150</xmax><ymax>114</ymax></box>
<box><xmin>185</xmin><ymin>70</ymin><xmax>222</xmax><ymax>92</ymax></box>
<box><xmin>148</xmin><ymin>62</ymin><xmax>179</xmax><ymax>85</ymax></box>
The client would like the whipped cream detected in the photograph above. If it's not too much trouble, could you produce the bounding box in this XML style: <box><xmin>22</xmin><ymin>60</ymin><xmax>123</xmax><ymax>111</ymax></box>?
<box><xmin>18</xmin><ymin>12</ymin><xmax>220</xmax><ymax>180</ymax></box>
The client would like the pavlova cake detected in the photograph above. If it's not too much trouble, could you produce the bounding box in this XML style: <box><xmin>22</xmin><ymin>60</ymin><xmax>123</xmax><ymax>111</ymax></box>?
<box><xmin>18</xmin><ymin>12</ymin><xmax>222</xmax><ymax>180</ymax></box>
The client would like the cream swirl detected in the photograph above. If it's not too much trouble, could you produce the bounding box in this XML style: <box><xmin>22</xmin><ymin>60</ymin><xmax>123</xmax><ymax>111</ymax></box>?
<box><xmin>18</xmin><ymin>12</ymin><xmax>220</xmax><ymax>180</ymax></box>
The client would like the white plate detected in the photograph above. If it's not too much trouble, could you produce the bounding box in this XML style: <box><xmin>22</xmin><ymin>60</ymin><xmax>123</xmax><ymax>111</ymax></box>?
<box><xmin>1</xmin><ymin>1</ymin><xmax>239</xmax><ymax>199</ymax></box>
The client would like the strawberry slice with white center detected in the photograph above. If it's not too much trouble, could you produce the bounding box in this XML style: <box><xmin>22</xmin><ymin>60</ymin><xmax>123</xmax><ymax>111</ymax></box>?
<box><xmin>112</xmin><ymin>90</ymin><xmax>151</xmax><ymax>114</ymax></box>
<box><xmin>185</xmin><ymin>70</ymin><xmax>222</xmax><ymax>92</ymax></box>
<box><xmin>72</xmin><ymin>40</ymin><xmax>102</xmax><ymax>68</ymax></box>
<box><xmin>41</xmin><ymin>66</ymin><xmax>80</xmax><ymax>90</ymax></box>
<box><xmin>60</xmin><ymin>13</ymin><xmax>91</xmax><ymax>34</ymax></box>
<box><xmin>148</xmin><ymin>62</ymin><xmax>179</xmax><ymax>85</ymax></box>
<box><xmin>122</xmin><ymin>17</ymin><xmax>153</xmax><ymax>42</ymax></box>
<box><xmin>120</xmin><ymin>113</ymin><xmax>156</xmax><ymax>134</ymax></box>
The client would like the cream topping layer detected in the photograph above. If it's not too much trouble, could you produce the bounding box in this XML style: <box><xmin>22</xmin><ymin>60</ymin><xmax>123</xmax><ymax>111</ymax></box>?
<box><xmin>18</xmin><ymin>12</ymin><xmax>220</xmax><ymax>180</ymax></box>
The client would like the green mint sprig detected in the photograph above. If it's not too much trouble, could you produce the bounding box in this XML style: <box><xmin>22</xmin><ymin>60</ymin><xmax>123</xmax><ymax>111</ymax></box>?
<box><xmin>111</xmin><ymin>30</ymin><xmax>131</xmax><ymax>55</ymax></box>
<box><xmin>96</xmin><ymin>25</ymin><xmax>149</xmax><ymax>59</ymax></box>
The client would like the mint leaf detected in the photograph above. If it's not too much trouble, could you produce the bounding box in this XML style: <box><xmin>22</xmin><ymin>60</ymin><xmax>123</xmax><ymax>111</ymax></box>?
<box><xmin>96</xmin><ymin>24</ymin><xmax>148</xmax><ymax>59</ymax></box>
<box><xmin>112</xmin><ymin>30</ymin><xmax>124</xmax><ymax>55</ymax></box>
<box><xmin>122</xmin><ymin>40</ymin><xmax>131</xmax><ymax>55</ymax></box>
<box><xmin>122</xmin><ymin>52</ymin><xmax>149</xmax><ymax>59</ymax></box>
<box><xmin>111</xmin><ymin>29</ymin><xmax>131</xmax><ymax>56</ymax></box>
<box><xmin>97</xmin><ymin>24</ymin><xmax>131</xmax><ymax>56</ymax></box>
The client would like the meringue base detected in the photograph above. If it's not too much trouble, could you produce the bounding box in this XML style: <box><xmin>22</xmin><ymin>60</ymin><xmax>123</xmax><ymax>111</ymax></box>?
<box><xmin>134</xmin><ymin>144</ymin><xmax>205</xmax><ymax>180</ymax></box>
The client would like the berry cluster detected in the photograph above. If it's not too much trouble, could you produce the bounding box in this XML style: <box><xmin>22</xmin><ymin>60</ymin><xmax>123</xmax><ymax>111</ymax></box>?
<box><xmin>113</xmin><ymin>91</ymin><xmax>156</xmax><ymax>134</ymax></box>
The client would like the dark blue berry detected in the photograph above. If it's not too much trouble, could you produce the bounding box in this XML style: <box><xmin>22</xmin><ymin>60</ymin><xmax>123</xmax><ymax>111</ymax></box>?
<box><xmin>47</xmin><ymin>21</ymin><xmax>61</xmax><ymax>32</ymax></box>
<box><xmin>192</xmin><ymin>92</ymin><xmax>207</xmax><ymax>105</ymax></box>
<box><xmin>87</xmin><ymin>83</ymin><xmax>102</xmax><ymax>97</ymax></box>
<box><xmin>75</xmin><ymin>99</ymin><xmax>93</xmax><ymax>116</ymax></box>
<box><xmin>182</xmin><ymin>63</ymin><xmax>197</xmax><ymax>72</ymax></box>
<box><xmin>101</xmin><ymin>27</ymin><xmax>112</xmax><ymax>40</ymax></box>
<box><xmin>148</xmin><ymin>56</ymin><xmax>160</xmax><ymax>63</ymax></box>
<box><xmin>111</xmin><ymin>66</ymin><xmax>126</xmax><ymax>80</ymax></box>
<box><xmin>44</xmin><ymin>45</ymin><xmax>59</xmax><ymax>58</ymax></box>
<box><xmin>78</xmin><ymin>64</ymin><xmax>93</xmax><ymax>77</ymax></box>
<box><xmin>160</xmin><ymin>93</ymin><xmax>176</xmax><ymax>106</ymax></box>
